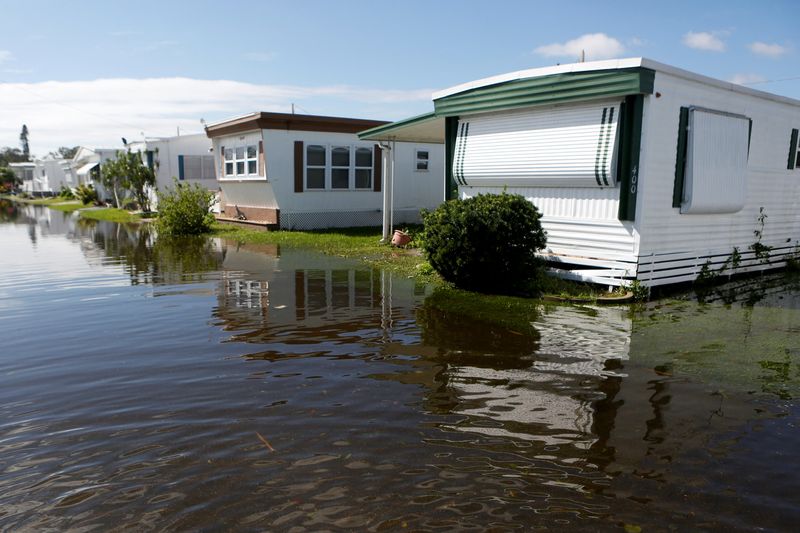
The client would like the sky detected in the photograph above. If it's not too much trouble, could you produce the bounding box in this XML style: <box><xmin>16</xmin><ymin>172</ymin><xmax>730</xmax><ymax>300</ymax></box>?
<box><xmin>0</xmin><ymin>0</ymin><xmax>796</xmax><ymax>156</ymax></box>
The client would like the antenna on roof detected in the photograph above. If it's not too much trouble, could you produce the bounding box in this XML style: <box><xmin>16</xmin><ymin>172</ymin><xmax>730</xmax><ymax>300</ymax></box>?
<box><xmin>291</xmin><ymin>103</ymin><xmax>295</xmax><ymax>115</ymax></box>
<box><xmin>580</xmin><ymin>49</ymin><xmax>585</xmax><ymax>63</ymax></box>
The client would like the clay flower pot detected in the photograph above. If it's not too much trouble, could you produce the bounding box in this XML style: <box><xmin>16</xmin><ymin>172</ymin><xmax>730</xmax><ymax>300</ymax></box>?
<box><xmin>391</xmin><ymin>230</ymin><xmax>411</xmax><ymax>247</ymax></box>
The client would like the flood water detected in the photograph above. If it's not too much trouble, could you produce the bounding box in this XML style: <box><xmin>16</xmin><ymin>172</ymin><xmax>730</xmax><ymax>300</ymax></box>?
<box><xmin>1</xmin><ymin>201</ymin><xmax>799</xmax><ymax>531</ymax></box>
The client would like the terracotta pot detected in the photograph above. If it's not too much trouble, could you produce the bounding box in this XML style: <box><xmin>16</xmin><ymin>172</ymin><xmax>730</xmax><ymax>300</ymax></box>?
<box><xmin>391</xmin><ymin>230</ymin><xmax>411</xmax><ymax>247</ymax></box>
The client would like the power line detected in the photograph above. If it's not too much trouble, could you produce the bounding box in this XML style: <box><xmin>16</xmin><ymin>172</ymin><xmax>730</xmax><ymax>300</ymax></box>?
<box><xmin>0</xmin><ymin>78</ymin><xmax>148</xmax><ymax>133</ymax></box>
<box><xmin>740</xmin><ymin>75</ymin><xmax>800</xmax><ymax>86</ymax></box>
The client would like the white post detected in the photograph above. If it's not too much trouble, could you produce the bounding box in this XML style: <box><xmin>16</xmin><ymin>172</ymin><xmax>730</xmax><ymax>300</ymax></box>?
<box><xmin>380</xmin><ymin>142</ymin><xmax>393</xmax><ymax>242</ymax></box>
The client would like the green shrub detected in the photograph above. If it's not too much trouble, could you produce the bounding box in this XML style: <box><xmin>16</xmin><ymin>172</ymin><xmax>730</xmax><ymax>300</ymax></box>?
<box><xmin>75</xmin><ymin>183</ymin><xmax>98</xmax><ymax>205</ymax></box>
<box><xmin>156</xmin><ymin>180</ymin><xmax>215</xmax><ymax>236</ymax></box>
<box><xmin>421</xmin><ymin>193</ymin><xmax>547</xmax><ymax>295</ymax></box>
<box><xmin>58</xmin><ymin>185</ymin><xmax>75</xmax><ymax>199</ymax></box>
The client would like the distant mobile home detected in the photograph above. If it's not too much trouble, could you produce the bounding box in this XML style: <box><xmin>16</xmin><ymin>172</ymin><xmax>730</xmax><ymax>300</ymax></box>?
<box><xmin>360</xmin><ymin>58</ymin><xmax>800</xmax><ymax>287</ymax></box>
<box><xmin>127</xmin><ymin>133</ymin><xmax>215</xmax><ymax>208</ymax></box>
<box><xmin>205</xmin><ymin>112</ymin><xmax>443</xmax><ymax>231</ymax></box>
<box><xmin>11</xmin><ymin>157</ymin><xmax>71</xmax><ymax>196</ymax></box>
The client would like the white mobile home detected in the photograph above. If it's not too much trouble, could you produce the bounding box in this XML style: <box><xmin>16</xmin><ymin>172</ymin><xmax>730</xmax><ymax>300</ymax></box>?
<box><xmin>69</xmin><ymin>146</ymin><xmax>120</xmax><ymax>199</ymax></box>
<box><xmin>360</xmin><ymin>58</ymin><xmax>800</xmax><ymax>287</ymax></box>
<box><xmin>128</xmin><ymin>134</ymin><xmax>215</xmax><ymax>191</ymax></box>
<box><xmin>205</xmin><ymin>112</ymin><xmax>443</xmax><ymax>231</ymax></box>
<box><xmin>127</xmin><ymin>133</ymin><xmax>215</xmax><ymax>208</ymax></box>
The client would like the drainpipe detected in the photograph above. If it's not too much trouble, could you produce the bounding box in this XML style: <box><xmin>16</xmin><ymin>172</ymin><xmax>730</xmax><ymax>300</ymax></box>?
<box><xmin>379</xmin><ymin>141</ymin><xmax>393</xmax><ymax>242</ymax></box>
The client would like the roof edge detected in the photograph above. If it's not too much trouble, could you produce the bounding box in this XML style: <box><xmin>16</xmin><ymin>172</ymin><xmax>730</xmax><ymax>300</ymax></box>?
<box><xmin>205</xmin><ymin>112</ymin><xmax>390</xmax><ymax>138</ymax></box>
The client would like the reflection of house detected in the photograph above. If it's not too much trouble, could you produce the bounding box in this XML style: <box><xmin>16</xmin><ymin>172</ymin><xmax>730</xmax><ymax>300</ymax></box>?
<box><xmin>362</xmin><ymin>58</ymin><xmax>800</xmax><ymax>287</ymax></box>
<box><xmin>205</xmin><ymin>112</ymin><xmax>444</xmax><ymax>230</ymax></box>
<box><xmin>436</xmin><ymin>305</ymin><xmax>631</xmax><ymax>449</ymax></box>
<box><xmin>212</xmin><ymin>241</ymin><xmax>428</xmax><ymax>346</ymax></box>
<box><xmin>126</xmin><ymin>134</ymin><xmax>216</xmax><ymax>208</ymax></box>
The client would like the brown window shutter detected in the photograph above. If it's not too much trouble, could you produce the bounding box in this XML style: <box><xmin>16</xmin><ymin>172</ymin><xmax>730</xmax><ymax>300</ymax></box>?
<box><xmin>258</xmin><ymin>140</ymin><xmax>266</xmax><ymax>177</ymax></box>
<box><xmin>294</xmin><ymin>140</ymin><xmax>304</xmax><ymax>192</ymax></box>
<box><xmin>373</xmin><ymin>144</ymin><xmax>382</xmax><ymax>192</ymax></box>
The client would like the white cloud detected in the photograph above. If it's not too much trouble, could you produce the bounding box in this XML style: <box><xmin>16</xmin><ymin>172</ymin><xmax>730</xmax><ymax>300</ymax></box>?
<box><xmin>729</xmin><ymin>73</ymin><xmax>767</xmax><ymax>85</ymax></box>
<box><xmin>628</xmin><ymin>37</ymin><xmax>645</xmax><ymax>47</ymax></box>
<box><xmin>682</xmin><ymin>31</ymin><xmax>726</xmax><ymax>52</ymax></box>
<box><xmin>0</xmin><ymin>78</ymin><xmax>434</xmax><ymax>155</ymax></box>
<box><xmin>748</xmin><ymin>41</ymin><xmax>787</xmax><ymax>57</ymax></box>
<box><xmin>0</xmin><ymin>50</ymin><xmax>13</xmax><ymax>63</ymax></box>
<box><xmin>534</xmin><ymin>33</ymin><xmax>625</xmax><ymax>60</ymax></box>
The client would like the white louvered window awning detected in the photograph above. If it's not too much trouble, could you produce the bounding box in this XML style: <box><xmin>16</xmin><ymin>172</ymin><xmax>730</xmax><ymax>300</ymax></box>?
<box><xmin>453</xmin><ymin>100</ymin><xmax>622</xmax><ymax>188</ymax></box>
<box><xmin>681</xmin><ymin>107</ymin><xmax>749</xmax><ymax>214</ymax></box>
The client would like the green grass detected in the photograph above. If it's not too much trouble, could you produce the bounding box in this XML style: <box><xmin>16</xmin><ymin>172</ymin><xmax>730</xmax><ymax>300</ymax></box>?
<box><xmin>79</xmin><ymin>208</ymin><xmax>143</xmax><ymax>223</ymax></box>
<box><xmin>2</xmin><ymin>195</ymin><xmax>86</xmax><ymax>212</ymax></box>
<box><xmin>211</xmin><ymin>223</ymin><xmax>442</xmax><ymax>283</ymax></box>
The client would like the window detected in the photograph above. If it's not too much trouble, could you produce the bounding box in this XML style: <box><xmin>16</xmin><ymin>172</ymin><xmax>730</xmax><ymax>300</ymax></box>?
<box><xmin>415</xmin><ymin>149</ymin><xmax>429</xmax><ymax>171</ymax></box>
<box><xmin>789</xmin><ymin>128</ymin><xmax>799</xmax><ymax>170</ymax></box>
<box><xmin>180</xmin><ymin>155</ymin><xmax>216</xmax><ymax>180</ymax></box>
<box><xmin>223</xmin><ymin>144</ymin><xmax>259</xmax><ymax>177</ymax></box>
<box><xmin>306</xmin><ymin>144</ymin><xmax>326</xmax><ymax>189</ymax></box>
<box><xmin>673</xmin><ymin>106</ymin><xmax>750</xmax><ymax>214</ymax></box>
<box><xmin>331</xmin><ymin>146</ymin><xmax>350</xmax><ymax>189</ymax></box>
<box><xmin>355</xmin><ymin>147</ymin><xmax>372</xmax><ymax>188</ymax></box>
<box><xmin>304</xmin><ymin>144</ymin><xmax>373</xmax><ymax>190</ymax></box>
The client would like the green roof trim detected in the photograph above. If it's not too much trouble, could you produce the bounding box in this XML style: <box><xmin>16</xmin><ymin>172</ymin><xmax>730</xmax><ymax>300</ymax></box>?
<box><xmin>434</xmin><ymin>68</ymin><xmax>655</xmax><ymax>116</ymax></box>
<box><xmin>357</xmin><ymin>111</ymin><xmax>438</xmax><ymax>140</ymax></box>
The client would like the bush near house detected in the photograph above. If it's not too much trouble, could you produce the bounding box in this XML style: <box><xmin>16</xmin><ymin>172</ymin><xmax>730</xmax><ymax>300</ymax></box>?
<box><xmin>421</xmin><ymin>193</ymin><xmax>547</xmax><ymax>296</ymax></box>
<box><xmin>156</xmin><ymin>180</ymin><xmax>215</xmax><ymax>236</ymax></box>
<box><xmin>75</xmin><ymin>183</ymin><xmax>98</xmax><ymax>205</ymax></box>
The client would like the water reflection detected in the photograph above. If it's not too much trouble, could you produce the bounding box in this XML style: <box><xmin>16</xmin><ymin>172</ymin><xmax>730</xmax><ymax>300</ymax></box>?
<box><xmin>1</xmin><ymin>206</ymin><xmax>799</xmax><ymax>530</ymax></box>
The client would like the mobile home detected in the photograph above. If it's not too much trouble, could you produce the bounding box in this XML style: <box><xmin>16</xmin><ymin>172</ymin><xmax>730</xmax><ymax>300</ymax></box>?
<box><xmin>127</xmin><ymin>133</ymin><xmax>216</xmax><ymax>209</ymax></box>
<box><xmin>360</xmin><ymin>58</ymin><xmax>800</xmax><ymax>287</ymax></box>
<box><xmin>205</xmin><ymin>112</ymin><xmax>443</xmax><ymax>231</ymax></box>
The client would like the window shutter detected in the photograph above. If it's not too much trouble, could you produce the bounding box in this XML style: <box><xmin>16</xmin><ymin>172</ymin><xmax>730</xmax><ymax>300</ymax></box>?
<box><xmin>178</xmin><ymin>154</ymin><xmax>185</xmax><ymax>180</ymax></box>
<box><xmin>672</xmin><ymin>107</ymin><xmax>690</xmax><ymax>208</ymax></box>
<box><xmin>789</xmin><ymin>128</ymin><xmax>799</xmax><ymax>170</ymax></box>
<box><xmin>294</xmin><ymin>141</ymin><xmax>304</xmax><ymax>192</ymax></box>
<box><xmin>219</xmin><ymin>146</ymin><xmax>225</xmax><ymax>176</ymax></box>
<box><xmin>373</xmin><ymin>144</ymin><xmax>382</xmax><ymax>192</ymax></box>
<box><xmin>258</xmin><ymin>140</ymin><xmax>266</xmax><ymax>177</ymax></box>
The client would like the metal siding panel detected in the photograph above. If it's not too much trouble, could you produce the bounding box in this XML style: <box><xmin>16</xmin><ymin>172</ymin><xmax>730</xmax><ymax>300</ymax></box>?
<box><xmin>681</xmin><ymin>109</ymin><xmax>749</xmax><ymax>214</ymax></box>
<box><xmin>456</xmin><ymin>101</ymin><xmax>621</xmax><ymax>188</ymax></box>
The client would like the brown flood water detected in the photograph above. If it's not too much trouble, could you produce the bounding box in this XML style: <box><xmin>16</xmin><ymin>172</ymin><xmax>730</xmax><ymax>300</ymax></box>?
<box><xmin>1</xmin><ymin>201</ymin><xmax>799</xmax><ymax>531</ymax></box>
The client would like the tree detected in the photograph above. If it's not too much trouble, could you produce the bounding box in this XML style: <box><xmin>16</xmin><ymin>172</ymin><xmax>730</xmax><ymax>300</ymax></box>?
<box><xmin>0</xmin><ymin>147</ymin><xmax>27</xmax><ymax>166</ymax></box>
<box><xmin>123</xmin><ymin>151</ymin><xmax>156</xmax><ymax>212</ymax></box>
<box><xmin>0</xmin><ymin>166</ymin><xmax>21</xmax><ymax>193</ymax></box>
<box><xmin>20</xmin><ymin>125</ymin><xmax>30</xmax><ymax>160</ymax></box>
<box><xmin>101</xmin><ymin>150</ymin><xmax>156</xmax><ymax>211</ymax></box>
<box><xmin>100</xmin><ymin>155</ymin><xmax>126</xmax><ymax>207</ymax></box>
<box><xmin>48</xmin><ymin>146</ymin><xmax>78</xmax><ymax>160</ymax></box>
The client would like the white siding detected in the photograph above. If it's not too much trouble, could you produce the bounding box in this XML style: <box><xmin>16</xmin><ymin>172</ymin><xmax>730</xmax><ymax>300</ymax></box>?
<box><xmin>455</xmin><ymin>100</ymin><xmax>621</xmax><ymax>188</ymax></box>
<box><xmin>634</xmin><ymin>70</ymin><xmax>800</xmax><ymax>286</ymax></box>
<box><xmin>462</xmin><ymin>185</ymin><xmax>637</xmax><ymax>285</ymax></box>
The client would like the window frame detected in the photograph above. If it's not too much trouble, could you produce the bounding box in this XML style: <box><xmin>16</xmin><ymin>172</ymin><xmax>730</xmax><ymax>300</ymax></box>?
<box><xmin>303</xmin><ymin>144</ymin><xmax>374</xmax><ymax>191</ymax></box>
<box><xmin>221</xmin><ymin>142</ymin><xmax>260</xmax><ymax>180</ymax></box>
<box><xmin>414</xmin><ymin>148</ymin><xmax>430</xmax><ymax>172</ymax></box>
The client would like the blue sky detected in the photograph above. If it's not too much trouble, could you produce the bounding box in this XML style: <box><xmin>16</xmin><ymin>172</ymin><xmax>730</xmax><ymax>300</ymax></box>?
<box><xmin>0</xmin><ymin>0</ymin><xmax>796</xmax><ymax>154</ymax></box>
